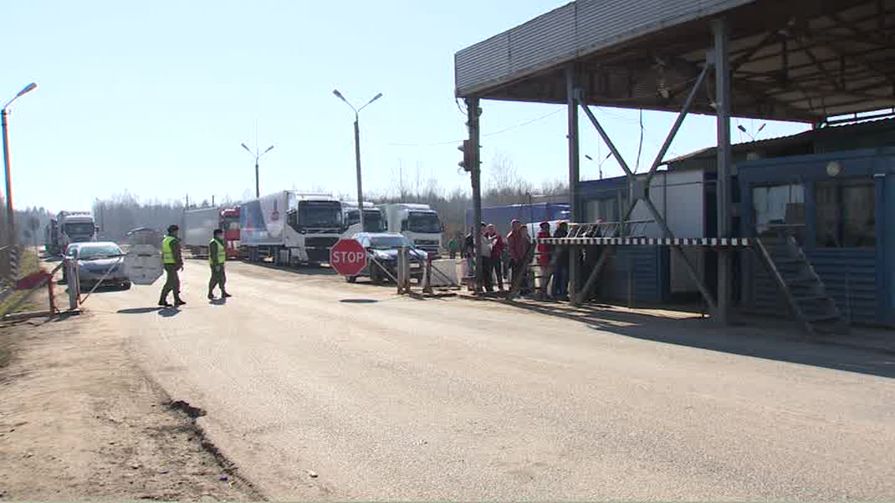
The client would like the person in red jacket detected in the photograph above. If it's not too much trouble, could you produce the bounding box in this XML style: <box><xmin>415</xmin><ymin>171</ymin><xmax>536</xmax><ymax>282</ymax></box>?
<box><xmin>507</xmin><ymin>219</ymin><xmax>531</xmax><ymax>292</ymax></box>
<box><xmin>536</xmin><ymin>221</ymin><xmax>552</xmax><ymax>295</ymax></box>
<box><xmin>486</xmin><ymin>224</ymin><xmax>505</xmax><ymax>292</ymax></box>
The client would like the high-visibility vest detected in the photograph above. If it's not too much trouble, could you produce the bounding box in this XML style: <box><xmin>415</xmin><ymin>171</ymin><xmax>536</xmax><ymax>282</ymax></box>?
<box><xmin>161</xmin><ymin>235</ymin><xmax>177</xmax><ymax>264</ymax></box>
<box><xmin>209</xmin><ymin>238</ymin><xmax>226</xmax><ymax>265</ymax></box>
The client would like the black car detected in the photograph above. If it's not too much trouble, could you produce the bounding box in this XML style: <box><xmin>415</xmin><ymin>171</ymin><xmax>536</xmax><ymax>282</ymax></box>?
<box><xmin>346</xmin><ymin>233</ymin><xmax>428</xmax><ymax>284</ymax></box>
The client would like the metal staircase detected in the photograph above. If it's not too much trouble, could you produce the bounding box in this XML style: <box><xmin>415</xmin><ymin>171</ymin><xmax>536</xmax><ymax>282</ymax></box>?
<box><xmin>753</xmin><ymin>228</ymin><xmax>848</xmax><ymax>335</ymax></box>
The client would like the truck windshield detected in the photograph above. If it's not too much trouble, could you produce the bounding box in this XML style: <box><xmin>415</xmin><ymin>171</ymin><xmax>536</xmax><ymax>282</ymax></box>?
<box><xmin>298</xmin><ymin>201</ymin><xmax>342</xmax><ymax>228</ymax></box>
<box><xmin>221</xmin><ymin>216</ymin><xmax>239</xmax><ymax>231</ymax></box>
<box><xmin>363</xmin><ymin>211</ymin><xmax>385</xmax><ymax>232</ymax></box>
<box><xmin>407</xmin><ymin>212</ymin><xmax>441</xmax><ymax>233</ymax></box>
<box><xmin>64</xmin><ymin>222</ymin><xmax>95</xmax><ymax>235</ymax></box>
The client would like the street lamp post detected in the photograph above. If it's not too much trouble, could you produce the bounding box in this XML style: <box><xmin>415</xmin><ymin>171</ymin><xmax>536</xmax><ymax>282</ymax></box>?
<box><xmin>333</xmin><ymin>89</ymin><xmax>382</xmax><ymax>231</ymax></box>
<box><xmin>2</xmin><ymin>82</ymin><xmax>38</xmax><ymax>242</ymax></box>
<box><xmin>584</xmin><ymin>152</ymin><xmax>612</xmax><ymax>180</ymax></box>
<box><xmin>241</xmin><ymin>142</ymin><xmax>274</xmax><ymax>198</ymax></box>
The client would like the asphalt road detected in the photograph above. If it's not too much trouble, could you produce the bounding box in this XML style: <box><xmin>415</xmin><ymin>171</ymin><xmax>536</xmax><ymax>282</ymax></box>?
<box><xmin>85</xmin><ymin>260</ymin><xmax>895</xmax><ymax>501</ymax></box>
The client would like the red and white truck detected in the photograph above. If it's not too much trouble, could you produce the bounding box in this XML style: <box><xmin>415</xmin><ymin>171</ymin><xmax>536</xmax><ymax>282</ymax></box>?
<box><xmin>182</xmin><ymin>206</ymin><xmax>241</xmax><ymax>259</ymax></box>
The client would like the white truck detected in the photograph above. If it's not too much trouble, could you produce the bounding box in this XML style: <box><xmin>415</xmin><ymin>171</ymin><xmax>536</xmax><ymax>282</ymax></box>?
<box><xmin>381</xmin><ymin>203</ymin><xmax>443</xmax><ymax>256</ymax></box>
<box><xmin>341</xmin><ymin>201</ymin><xmax>386</xmax><ymax>238</ymax></box>
<box><xmin>182</xmin><ymin>206</ymin><xmax>220</xmax><ymax>258</ymax></box>
<box><xmin>240</xmin><ymin>191</ymin><xmax>343</xmax><ymax>266</ymax></box>
<box><xmin>48</xmin><ymin>211</ymin><xmax>97</xmax><ymax>255</ymax></box>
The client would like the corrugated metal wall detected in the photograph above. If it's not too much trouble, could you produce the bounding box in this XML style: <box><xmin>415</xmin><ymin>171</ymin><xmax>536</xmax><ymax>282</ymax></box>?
<box><xmin>744</xmin><ymin>250</ymin><xmax>880</xmax><ymax>325</ymax></box>
<box><xmin>595</xmin><ymin>247</ymin><xmax>668</xmax><ymax>304</ymax></box>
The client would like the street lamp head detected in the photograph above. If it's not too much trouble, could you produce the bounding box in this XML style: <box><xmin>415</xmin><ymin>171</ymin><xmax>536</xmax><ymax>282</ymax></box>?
<box><xmin>359</xmin><ymin>92</ymin><xmax>383</xmax><ymax>112</ymax></box>
<box><xmin>241</xmin><ymin>143</ymin><xmax>252</xmax><ymax>153</ymax></box>
<box><xmin>17</xmin><ymin>83</ymin><xmax>37</xmax><ymax>98</ymax></box>
<box><xmin>263</xmin><ymin>145</ymin><xmax>275</xmax><ymax>154</ymax></box>
<box><xmin>737</xmin><ymin>124</ymin><xmax>748</xmax><ymax>133</ymax></box>
<box><xmin>585</xmin><ymin>154</ymin><xmax>594</xmax><ymax>161</ymax></box>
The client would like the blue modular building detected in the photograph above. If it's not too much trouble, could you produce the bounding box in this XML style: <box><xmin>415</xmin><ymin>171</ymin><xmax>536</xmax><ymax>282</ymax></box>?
<box><xmin>738</xmin><ymin>147</ymin><xmax>895</xmax><ymax>326</ymax></box>
<box><xmin>575</xmin><ymin>118</ymin><xmax>895</xmax><ymax>326</ymax></box>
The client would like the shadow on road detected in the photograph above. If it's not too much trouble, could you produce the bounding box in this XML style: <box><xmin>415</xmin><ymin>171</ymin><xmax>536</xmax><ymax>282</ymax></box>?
<box><xmin>340</xmin><ymin>298</ymin><xmax>379</xmax><ymax>304</ymax></box>
<box><xmin>226</xmin><ymin>260</ymin><xmax>337</xmax><ymax>277</ymax></box>
<box><xmin>209</xmin><ymin>298</ymin><xmax>227</xmax><ymax>306</ymax></box>
<box><xmin>497</xmin><ymin>299</ymin><xmax>895</xmax><ymax>379</ymax></box>
<box><xmin>157</xmin><ymin>307</ymin><xmax>181</xmax><ymax>318</ymax></box>
<box><xmin>117</xmin><ymin>307</ymin><xmax>162</xmax><ymax>315</ymax></box>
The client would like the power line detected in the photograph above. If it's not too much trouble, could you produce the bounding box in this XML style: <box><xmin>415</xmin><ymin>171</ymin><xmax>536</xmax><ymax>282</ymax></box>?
<box><xmin>388</xmin><ymin>108</ymin><xmax>562</xmax><ymax>148</ymax></box>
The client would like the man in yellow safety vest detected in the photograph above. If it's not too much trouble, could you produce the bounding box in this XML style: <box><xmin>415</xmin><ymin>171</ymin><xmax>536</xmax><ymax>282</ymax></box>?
<box><xmin>159</xmin><ymin>224</ymin><xmax>186</xmax><ymax>307</ymax></box>
<box><xmin>208</xmin><ymin>228</ymin><xmax>231</xmax><ymax>300</ymax></box>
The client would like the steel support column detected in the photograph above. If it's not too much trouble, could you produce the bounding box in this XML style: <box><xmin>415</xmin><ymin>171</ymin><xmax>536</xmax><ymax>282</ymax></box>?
<box><xmin>566</xmin><ymin>65</ymin><xmax>580</xmax><ymax>301</ymax></box>
<box><xmin>713</xmin><ymin>18</ymin><xmax>733</xmax><ymax>325</ymax></box>
<box><xmin>572</xmin><ymin>65</ymin><xmax>718</xmax><ymax>313</ymax></box>
<box><xmin>466</xmin><ymin>97</ymin><xmax>484</xmax><ymax>293</ymax></box>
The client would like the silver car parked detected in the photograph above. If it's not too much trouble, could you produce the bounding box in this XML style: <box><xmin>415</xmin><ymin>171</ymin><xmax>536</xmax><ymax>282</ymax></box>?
<box><xmin>70</xmin><ymin>242</ymin><xmax>131</xmax><ymax>290</ymax></box>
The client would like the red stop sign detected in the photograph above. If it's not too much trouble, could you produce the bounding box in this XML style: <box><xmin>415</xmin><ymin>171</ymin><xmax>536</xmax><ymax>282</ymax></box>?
<box><xmin>329</xmin><ymin>239</ymin><xmax>368</xmax><ymax>276</ymax></box>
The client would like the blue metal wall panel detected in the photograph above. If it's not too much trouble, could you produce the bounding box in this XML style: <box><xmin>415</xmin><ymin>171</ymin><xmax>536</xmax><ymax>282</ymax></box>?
<box><xmin>744</xmin><ymin>250</ymin><xmax>880</xmax><ymax>325</ymax></box>
<box><xmin>596</xmin><ymin>247</ymin><xmax>667</xmax><ymax>304</ymax></box>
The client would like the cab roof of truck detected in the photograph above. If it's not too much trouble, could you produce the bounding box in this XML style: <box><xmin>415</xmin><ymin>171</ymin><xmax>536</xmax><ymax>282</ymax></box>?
<box><xmin>291</xmin><ymin>192</ymin><xmax>337</xmax><ymax>201</ymax></box>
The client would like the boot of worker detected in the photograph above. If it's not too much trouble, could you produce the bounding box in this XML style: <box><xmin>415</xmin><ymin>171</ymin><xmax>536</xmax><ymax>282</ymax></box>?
<box><xmin>174</xmin><ymin>295</ymin><xmax>187</xmax><ymax>307</ymax></box>
<box><xmin>207</xmin><ymin>290</ymin><xmax>215</xmax><ymax>301</ymax></box>
<box><xmin>221</xmin><ymin>290</ymin><xmax>232</xmax><ymax>298</ymax></box>
<box><xmin>158</xmin><ymin>297</ymin><xmax>172</xmax><ymax>307</ymax></box>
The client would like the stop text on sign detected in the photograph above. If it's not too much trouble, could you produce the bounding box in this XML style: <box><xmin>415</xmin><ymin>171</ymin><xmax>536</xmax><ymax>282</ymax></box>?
<box><xmin>331</xmin><ymin>251</ymin><xmax>365</xmax><ymax>264</ymax></box>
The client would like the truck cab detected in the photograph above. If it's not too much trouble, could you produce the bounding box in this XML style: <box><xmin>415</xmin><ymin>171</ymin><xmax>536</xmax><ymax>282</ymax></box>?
<box><xmin>56</xmin><ymin>211</ymin><xmax>97</xmax><ymax>252</ymax></box>
<box><xmin>341</xmin><ymin>202</ymin><xmax>386</xmax><ymax>238</ymax></box>
<box><xmin>220</xmin><ymin>207</ymin><xmax>241</xmax><ymax>259</ymax></box>
<box><xmin>382</xmin><ymin>203</ymin><xmax>443</xmax><ymax>256</ymax></box>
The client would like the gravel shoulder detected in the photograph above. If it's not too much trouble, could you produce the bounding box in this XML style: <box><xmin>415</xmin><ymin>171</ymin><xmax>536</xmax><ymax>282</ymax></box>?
<box><xmin>0</xmin><ymin>309</ymin><xmax>261</xmax><ymax>501</ymax></box>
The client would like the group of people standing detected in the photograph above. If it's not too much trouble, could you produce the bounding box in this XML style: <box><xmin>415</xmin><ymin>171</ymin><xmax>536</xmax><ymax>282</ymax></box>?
<box><xmin>458</xmin><ymin>219</ymin><xmax>570</xmax><ymax>299</ymax></box>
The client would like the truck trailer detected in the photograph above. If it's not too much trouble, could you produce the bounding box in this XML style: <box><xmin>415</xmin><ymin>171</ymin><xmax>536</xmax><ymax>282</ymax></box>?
<box><xmin>182</xmin><ymin>206</ymin><xmax>242</xmax><ymax>259</ymax></box>
<box><xmin>240</xmin><ymin>192</ymin><xmax>343</xmax><ymax>266</ymax></box>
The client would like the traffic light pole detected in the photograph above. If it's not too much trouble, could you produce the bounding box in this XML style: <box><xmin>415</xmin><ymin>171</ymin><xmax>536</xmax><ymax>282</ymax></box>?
<box><xmin>465</xmin><ymin>98</ymin><xmax>483</xmax><ymax>293</ymax></box>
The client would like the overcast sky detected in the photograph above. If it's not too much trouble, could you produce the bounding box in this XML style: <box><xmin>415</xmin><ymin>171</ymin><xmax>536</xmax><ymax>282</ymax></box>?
<box><xmin>4</xmin><ymin>0</ymin><xmax>809</xmax><ymax>213</ymax></box>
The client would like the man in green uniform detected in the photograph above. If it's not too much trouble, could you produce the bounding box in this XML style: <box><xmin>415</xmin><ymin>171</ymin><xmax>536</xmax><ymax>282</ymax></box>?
<box><xmin>159</xmin><ymin>224</ymin><xmax>186</xmax><ymax>307</ymax></box>
<box><xmin>208</xmin><ymin>228</ymin><xmax>231</xmax><ymax>300</ymax></box>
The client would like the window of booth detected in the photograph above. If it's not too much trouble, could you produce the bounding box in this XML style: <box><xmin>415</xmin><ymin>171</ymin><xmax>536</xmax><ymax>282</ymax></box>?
<box><xmin>815</xmin><ymin>179</ymin><xmax>876</xmax><ymax>248</ymax></box>
<box><xmin>752</xmin><ymin>183</ymin><xmax>805</xmax><ymax>240</ymax></box>
<box><xmin>585</xmin><ymin>192</ymin><xmax>628</xmax><ymax>223</ymax></box>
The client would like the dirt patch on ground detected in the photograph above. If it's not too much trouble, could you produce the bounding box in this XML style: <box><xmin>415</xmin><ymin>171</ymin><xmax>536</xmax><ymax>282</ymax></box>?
<box><xmin>0</xmin><ymin>311</ymin><xmax>261</xmax><ymax>501</ymax></box>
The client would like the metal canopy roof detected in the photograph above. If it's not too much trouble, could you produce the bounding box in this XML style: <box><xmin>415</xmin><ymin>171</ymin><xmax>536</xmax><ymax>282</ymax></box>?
<box><xmin>455</xmin><ymin>0</ymin><xmax>895</xmax><ymax>122</ymax></box>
